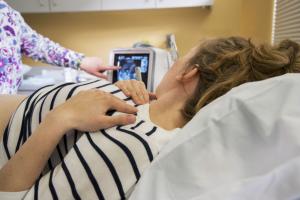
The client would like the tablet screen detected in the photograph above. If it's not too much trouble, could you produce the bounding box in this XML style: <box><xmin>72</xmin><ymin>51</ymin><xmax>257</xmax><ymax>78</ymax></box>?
<box><xmin>113</xmin><ymin>54</ymin><xmax>149</xmax><ymax>86</ymax></box>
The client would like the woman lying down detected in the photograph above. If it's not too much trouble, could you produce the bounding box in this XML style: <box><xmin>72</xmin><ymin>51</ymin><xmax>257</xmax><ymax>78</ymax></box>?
<box><xmin>0</xmin><ymin>37</ymin><xmax>299</xmax><ymax>200</ymax></box>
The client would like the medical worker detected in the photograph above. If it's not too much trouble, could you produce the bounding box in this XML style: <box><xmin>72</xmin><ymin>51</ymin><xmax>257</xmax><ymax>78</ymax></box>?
<box><xmin>0</xmin><ymin>0</ymin><xmax>118</xmax><ymax>94</ymax></box>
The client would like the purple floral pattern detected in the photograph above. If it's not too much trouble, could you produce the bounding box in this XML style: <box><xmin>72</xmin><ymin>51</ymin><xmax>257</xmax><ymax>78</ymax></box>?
<box><xmin>0</xmin><ymin>0</ymin><xmax>84</xmax><ymax>94</ymax></box>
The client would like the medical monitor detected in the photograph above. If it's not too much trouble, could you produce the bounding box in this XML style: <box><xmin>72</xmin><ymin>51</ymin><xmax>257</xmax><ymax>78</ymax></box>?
<box><xmin>113</xmin><ymin>54</ymin><xmax>149</xmax><ymax>86</ymax></box>
<box><xmin>108</xmin><ymin>48</ymin><xmax>154</xmax><ymax>90</ymax></box>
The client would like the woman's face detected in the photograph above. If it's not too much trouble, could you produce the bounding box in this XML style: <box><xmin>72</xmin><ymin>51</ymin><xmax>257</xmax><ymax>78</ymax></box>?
<box><xmin>155</xmin><ymin>46</ymin><xmax>199</xmax><ymax>97</ymax></box>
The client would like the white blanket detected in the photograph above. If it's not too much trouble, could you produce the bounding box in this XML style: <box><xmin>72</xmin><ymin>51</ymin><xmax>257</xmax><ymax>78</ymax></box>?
<box><xmin>130</xmin><ymin>73</ymin><xmax>300</xmax><ymax>200</ymax></box>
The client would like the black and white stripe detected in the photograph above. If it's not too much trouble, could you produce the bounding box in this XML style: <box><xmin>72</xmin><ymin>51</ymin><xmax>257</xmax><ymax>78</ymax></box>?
<box><xmin>2</xmin><ymin>79</ymin><xmax>164</xmax><ymax>200</ymax></box>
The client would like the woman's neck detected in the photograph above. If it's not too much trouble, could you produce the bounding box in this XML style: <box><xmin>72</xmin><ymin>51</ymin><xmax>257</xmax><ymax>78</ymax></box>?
<box><xmin>149</xmin><ymin>92</ymin><xmax>188</xmax><ymax>131</ymax></box>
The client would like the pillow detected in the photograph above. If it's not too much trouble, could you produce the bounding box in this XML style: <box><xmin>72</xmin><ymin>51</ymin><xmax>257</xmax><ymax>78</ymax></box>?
<box><xmin>130</xmin><ymin>73</ymin><xmax>300</xmax><ymax>200</ymax></box>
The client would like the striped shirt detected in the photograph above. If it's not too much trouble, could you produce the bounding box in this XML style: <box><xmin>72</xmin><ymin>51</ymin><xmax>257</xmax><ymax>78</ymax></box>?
<box><xmin>0</xmin><ymin>79</ymin><xmax>178</xmax><ymax>200</ymax></box>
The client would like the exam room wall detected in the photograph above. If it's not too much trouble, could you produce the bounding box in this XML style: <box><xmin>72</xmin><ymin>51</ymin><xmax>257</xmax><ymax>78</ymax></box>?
<box><xmin>22</xmin><ymin>0</ymin><xmax>273</xmax><ymax>66</ymax></box>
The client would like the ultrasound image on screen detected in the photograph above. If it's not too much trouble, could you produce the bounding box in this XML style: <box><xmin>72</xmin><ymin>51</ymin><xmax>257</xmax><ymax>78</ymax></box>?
<box><xmin>113</xmin><ymin>54</ymin><xmax>149</xmax><ymax>86</ymax></box>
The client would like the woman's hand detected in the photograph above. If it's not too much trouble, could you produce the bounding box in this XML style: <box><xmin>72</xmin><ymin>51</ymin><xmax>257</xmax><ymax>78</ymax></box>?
<box><xmin>80</xmin><ymin>57</ymin><xmax>119</xmax><ymax>79</ymax></box>
<box><xmin>115</xmin><ymin>80</ymin><xmax>157</xmax><ymax>105</ymax></box>
<box><xmin>47</xmin><ymin>89</ymin><xmax>137</xmax><ymax>133</ymax></box>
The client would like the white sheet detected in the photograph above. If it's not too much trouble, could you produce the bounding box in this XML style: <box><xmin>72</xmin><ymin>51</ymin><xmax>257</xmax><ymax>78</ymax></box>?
<box><xmin>130</xmin><ymin>73</ymin><xmax>300</xmax><ymax>200</ymax></box>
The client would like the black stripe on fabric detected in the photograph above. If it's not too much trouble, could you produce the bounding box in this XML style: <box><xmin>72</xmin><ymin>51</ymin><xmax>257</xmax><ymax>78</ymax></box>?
<box><xmin>63</xmin><ymin>135</ymin><xmax>68</xmax><ymax>154</ymax></box>
<box><xmin>52</xmin><ymin>143</ymin><xmax>64</xmax><ymax>173</ymax></box>
<box><xmin>22</xmin><ymin>84</ymin><xmax>65</xmax><ymax>147</ymax></box>
<box><xmin>25</xmin><ymin>83</ymin><xmax>75</xmax><ymax>143</ymax></box>
<box><xmin>106</xmin><ymin>109</ymin><xmax>116</xmax><ymax>116</ymax></box>
<box><xmin>37</xmin><ymin>84</ymin><xmax>72</xmax><ymax>124</ymax></box>
<box><xmin>66</xmin><ymin>79</ymin><xmax>100</xmax><ymax>100</ymax></box>
<box><xmin>123</xmin><ymin>97</ymin><xmax>132</xmax><ymax>102</ymax></box>
<box><xmin>3</xmin><ymin>92</ymin><xmax>29</xmax><ymax>157</ymax></box>
<box><xmin>15</xmin><ymin>89</ymin><xmax>45</xmax><ymax>153</ymax></box>
<box><xmin>23</xmin><ymin>94</ymin><xmax>42</xmax><ymax>144</ymax></box>
<box><xmin>3</xmin><ymin>125</ymin><xmax>11</xmax><ymax>159</ymax></box>
<box><xmin>34</xmin><ymin>177</ymin><xmax>41</xmax><ymax>200</ymax></box>
<box><xmin>116</xmin><ymin>126</ymin><xmax>154</xmax><ymax>162</ymax></box>
<box><xmin>47</xmin><ymin>159</ymin><xmax>53</xmax><ymax>171</ymax></box>
<box><xmin>37</xmin><ymin>82</ymin><xmax>75</xmax><ymax>153</ymax></box>
<box><xmin>42</xmin><ymin>83</ymin><xmax>74</xmax><ymax>166</ymax></box>
<box><xmin>61</xmin><ymin>160</ymin><xmax>81</xmax><ymax>200</ymax></box>
<box><xmin>36</xmin><ymin>83</ymin><xmax>75</xmax><ymax>165</ymax></box>
<box><xmin>86</xmin><ymin>133</ymin><xmax>125</xmax><ymax>199</ymax></box>
<box><xmin>61</xmin><ymin>80</ymin><xmax>101</xmax><ymax>154</ymax></box>
<box><xmin>56</xmin><ymin>143</ymin><xmax>64</xmax><ymax>160</ymax></box>
<box><xmin>24</xmin><ymin>83</ymin><xmax>59</xmax><ymax>143</ymax></box>
<box><xmin>14</xmin><ymin>90</ymin><xmax>42</xmax><ymax>153</ymax></box>
<box><xmin>101</xmin><ymin>129</ymin><xmax>141</xmax><ymax>180</ymax></box>
<box><xmin>110</xmin><ymin>89</ymin><xmax>122</xmax><ymax>95</ymax></box>
<box><xmin>50</xmin><ymin>82</ymin><xmax>75</xmax><ymax>110</ymax></box>
<box><xmin>146</xmin><ymin>127</ymin><xmax>157</xmax><ymax>136</ymax></box>
<box><xmin>95</xmin><ymin>83</ymin><xmax>112</xmax><ymax>89</ymax></box>
<box><xmin>20</xmin><ymin>84</ymin><xmax>72</xmax><ymax>147</ymax></box>
<box><xmin>130</xmin><ymin>120</ymin><xmax>145</xmax><ymax>130</ymax></box>
<box><xmin>38</xmin><ymin>96</ymin><xmax>47</xmax><ymax>123</ymax></box>
<box><xmin>49</xmin><ymin>169</ymin><xmax>59</xmax><ymax>200</ymax></box>
<box><xmin>6</xmin><ymin>90</ymin><xmax>31</xmax><ymax>132</ymax></box>
<box><xmin>74</xmin><ymin>130</ymin><xmax>79</xmax><ymax>146</ymax></box>
<box><xmin>35</xmin><ymin>82</ymin><xmax>76</xmax><ymax>107</ymax></box>
<box><xmin>37</xmin><ymin>96</ymin><xmax>55</xmax><ymax>171</ymax></box>
<box><xmin>73</xmin><ymin>143</ymin><xmax>105</xmax><ymax>200</ymax></box>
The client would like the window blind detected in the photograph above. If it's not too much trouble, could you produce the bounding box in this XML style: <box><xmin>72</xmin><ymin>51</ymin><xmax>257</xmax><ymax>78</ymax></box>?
<box><xmin>272</xmin><ymin>0</ymin><xmax>300</xmax><ymax>44</ymax></box>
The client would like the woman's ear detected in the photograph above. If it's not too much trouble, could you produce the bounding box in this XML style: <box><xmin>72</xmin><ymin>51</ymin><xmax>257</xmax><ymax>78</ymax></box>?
<box><xmin>175</xmin><ymin>73</ymin><xmax>183</xmax><ymax>81</ymax></box>
<box><xmin>178</xmin><ymin>68</ymin><xmax>199</xmax><ymax>82</ymax></box>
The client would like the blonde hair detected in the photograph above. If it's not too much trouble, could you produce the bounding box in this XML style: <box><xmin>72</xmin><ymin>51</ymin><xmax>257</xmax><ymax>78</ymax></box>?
<box><xmin>183</xmin><ymin>37</ymin><xmax>300</xmax><ymax>119</ymax></box>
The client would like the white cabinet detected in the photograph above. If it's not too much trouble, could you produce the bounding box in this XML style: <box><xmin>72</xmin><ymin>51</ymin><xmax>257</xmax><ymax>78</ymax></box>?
<box><xmin>5</xmin><ymin>0</ymin><xmax>50</xmax><ymax>13</ymax></box>
<box><xmin>5</xmin><ymin>0</ymin><xmax>101</xmax><ymax>13</ymax></box>
<box><xmin>102</xmin><ymin>0</ymin><xmax>156</xmax><ymax>11</ymax></box>
<box><xmin>157</xmin><ymin>0</ymin><xmax>213</xmax><ymax>9</ymax></box>
<box><xmin>6</xmin><ymin>0</ymin><xmax>213</xmax><ymax>13</ymax></box>
<box><xmin>50</xmin><ymin>0</ymin><xmax>101</xmax><ymax>12</ymax></box>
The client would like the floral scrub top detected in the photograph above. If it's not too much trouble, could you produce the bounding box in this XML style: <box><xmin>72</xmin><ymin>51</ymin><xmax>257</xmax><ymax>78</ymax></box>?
<box><xmin>0</xmin><ymin>0</ymin><xmax>84</xmax><ymax>94</ymax></box>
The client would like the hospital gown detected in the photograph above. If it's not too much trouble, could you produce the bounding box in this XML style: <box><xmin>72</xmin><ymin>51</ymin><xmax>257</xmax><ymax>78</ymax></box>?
<box><xmin>0</xmin><ymin>0</ymin><xmax>84</xmax><ymax>94</ymax></box>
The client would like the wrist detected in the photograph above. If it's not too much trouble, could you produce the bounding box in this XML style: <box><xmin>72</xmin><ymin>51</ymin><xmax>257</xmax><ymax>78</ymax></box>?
<box><xmin>78</xmin><ymin>55</ymin><xmax>86</xmax><ymax>70</ymax></box>
<box><xmin>44</xmin><ymin>108</ymin><xmax>74</xmax><ymax>136</ymax></box>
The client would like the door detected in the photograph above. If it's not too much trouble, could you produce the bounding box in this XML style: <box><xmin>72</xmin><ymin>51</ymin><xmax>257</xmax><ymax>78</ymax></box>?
<box><xmin>156</xmin><ymin>0</ymin><xmax>213</xmax><ymax>9</ymax></box>
<box><xmin>102</xmin><ymin>0</ymin><xmax>156</xmax><ymax>11</ymax></box>
<box><xmin>5</xmin><ymin>0</ymin><xmax>50</xmax><ymax>13</ymax></box>
<box><xmin>50</xmin><ymin>0</ymin><xmax>101</xmax><ymax>12</ymax></box>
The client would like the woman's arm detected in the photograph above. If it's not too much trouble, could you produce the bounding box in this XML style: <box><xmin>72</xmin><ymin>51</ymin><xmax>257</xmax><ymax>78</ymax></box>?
<box><xmin>0</xmin><ymin>90</ymin><xmax>137</xmax><ymax>192</ymax></box>
<box><xmin>14</xmin><ymin>8</ymin><xmax>83</xmax><ymax>69</ymax></box>
<box><xmin>0</xmin><ymin>116</ymin><xmax>65</xmax><ymax>191</ymax></box>
<box><xmin>13</xmin><ymin>6</ymin><xmax>118</xmax><ymax>77</ymax></box>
